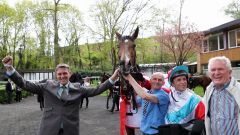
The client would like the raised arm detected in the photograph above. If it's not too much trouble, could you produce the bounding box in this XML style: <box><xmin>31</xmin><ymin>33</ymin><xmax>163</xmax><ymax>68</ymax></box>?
<box><xmin>82</xmin><ymin>68</ymin><xmax>120</xmax><ymax>97</ymax></box>
<box><xmin>2</xmin><ymin>55</ymin><xmax>44</xmax><ymax>95</ymax></box>
<box><xmin>123</xmin><ymin>74</ymin><xmax>159</xmax><ymax>103</ymax></box>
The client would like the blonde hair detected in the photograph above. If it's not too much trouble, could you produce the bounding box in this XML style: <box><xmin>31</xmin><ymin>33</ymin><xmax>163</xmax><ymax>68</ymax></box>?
<box><xmin>55</xmin><ymin>63</ymin><xmax>70</xmax><ymax>72</ymax></box>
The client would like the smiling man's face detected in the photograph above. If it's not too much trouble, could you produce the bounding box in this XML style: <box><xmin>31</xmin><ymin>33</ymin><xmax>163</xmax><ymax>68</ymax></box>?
<box><xmin>209</xmin><ymin>60</ymin><xmax>231</xmax><ymax>88</ymax></box>
<box><xmin>56</xmin><ymin>68</ymin><xmax>71</xmax><ymax>85</ymax></box>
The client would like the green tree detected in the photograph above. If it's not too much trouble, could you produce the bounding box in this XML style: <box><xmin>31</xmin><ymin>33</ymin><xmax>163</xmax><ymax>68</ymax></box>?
<box><xmin>225</xmin><ymin>0</ymin><xmax>240</xmax><ymax>19</ymax></box>
<box><xmin>0</xmin><ymin>2</ymin><xmax>15</xmax><ymax>66</ymax></box>
<box><xmin>89</xmin><ymin>0</ymin><xmax>152</xmax><ymax>72</ymax></box>
<box><xmin>59</xmin><ymin>5</ymin><xmax>84</xmax><ymax>69</ymax></box>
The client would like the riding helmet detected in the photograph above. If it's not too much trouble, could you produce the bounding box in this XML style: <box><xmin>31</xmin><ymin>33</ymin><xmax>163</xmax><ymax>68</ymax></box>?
<box><xmin>168</xmin><ymin>65</ymin><xmax>189</xmax><ymax>85</ymax></box>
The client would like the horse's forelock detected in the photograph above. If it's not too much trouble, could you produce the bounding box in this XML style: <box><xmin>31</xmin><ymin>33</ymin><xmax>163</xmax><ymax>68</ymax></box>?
<box><xmin>121</xmin><ymin>36</ymin><xmax>134</xmax><ymax>42</ymax></box>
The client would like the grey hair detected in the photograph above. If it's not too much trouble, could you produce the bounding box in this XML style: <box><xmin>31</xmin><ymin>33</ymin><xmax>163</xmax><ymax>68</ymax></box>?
<box><xmin>208</xmin><ymin>56</ymin><xmax>232</xmax><ymax>72</ymax></box>
<box><xmin>151</xmin><ymin>72</ymin><xmax>165</xmax><ymax>80</ymax></box>
<box><xmin>55</xmin><ymin>63</ymin><xmax>70</xmax><ymax>72</ymax></box>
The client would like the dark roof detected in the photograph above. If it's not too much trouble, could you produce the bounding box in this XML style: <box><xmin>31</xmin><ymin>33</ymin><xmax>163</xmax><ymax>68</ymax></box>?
<box><xmin>204</xmin><ymin>19</ymin><xmax>240</xmax><ymax>35</ymax></box>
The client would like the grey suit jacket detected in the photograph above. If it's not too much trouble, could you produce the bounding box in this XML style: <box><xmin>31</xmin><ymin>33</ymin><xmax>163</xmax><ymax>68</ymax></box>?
<box><xmin>9</xmin><ymin>71</ymin><xmax>113</xmax><ymax>135</ymax></box>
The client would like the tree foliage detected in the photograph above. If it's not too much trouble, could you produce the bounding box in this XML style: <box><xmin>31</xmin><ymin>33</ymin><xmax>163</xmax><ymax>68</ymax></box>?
<box><xmin>225</xmin><ymin>0</ymin><xmax>240</xmax><ymax>19</ymax></box>
<box><xmin>155</xmin><ymin>23</ymin><xmax>203</xmax><ymax>65</ymax></box>
<box><xmin>89</xmin><ymin>0</ymin><xmax>153</xmax><ymax>72</ymax></box>
<box><xmin>0</xmin><ymin>0</ymin><xmax>201</xmax><ymax>73</ymax></box>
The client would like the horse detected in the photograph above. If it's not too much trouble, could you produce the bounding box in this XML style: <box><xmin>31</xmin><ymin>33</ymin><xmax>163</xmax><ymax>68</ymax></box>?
<box><xmin>117</xmin><ymin>27</ymin><xmax>148</xmax><ymax>135</ymax></box>
<box><xmin>69</xmin><ymin>72</ymin><xmax>84</xmax><ymax>84</ymax></box>
<box><xmin>116</xmin><ymin>27</ymin><xmax>140</xmax><ymax>111</ymax></box>
<box><xmin>189</xmin><ymin>75</ymin><xmax>211</xmax><ymax>93</ymax></box>
<box><xmin>99</xmin><ymin>72</ymin><xmax>114</xmax><ymax>109</ymax></box>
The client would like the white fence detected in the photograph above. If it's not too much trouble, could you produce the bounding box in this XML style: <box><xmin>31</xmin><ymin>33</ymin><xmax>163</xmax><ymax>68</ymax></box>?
<box><xmin>23</xmin><ymin>72</ymin><xmax>55</xmax><ymax>82</ymax></box>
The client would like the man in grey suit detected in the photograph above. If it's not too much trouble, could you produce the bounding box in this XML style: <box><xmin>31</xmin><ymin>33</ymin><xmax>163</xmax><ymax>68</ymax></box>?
<box><xmin>2</xmin><ymin>55</ymin><xmax>119</xmax><ymax>135</ymax></box>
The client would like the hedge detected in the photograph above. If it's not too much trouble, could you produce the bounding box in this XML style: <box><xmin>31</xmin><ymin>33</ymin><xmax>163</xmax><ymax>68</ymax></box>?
<box><xmin>0</xmin><ymin>85</ymin><xmax>32</xmax><ymax>103</ymax></box>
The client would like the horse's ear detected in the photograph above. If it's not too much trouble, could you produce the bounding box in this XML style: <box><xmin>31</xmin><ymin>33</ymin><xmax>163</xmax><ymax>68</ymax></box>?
<box><xmin>131</xmin><ymin>26</ymin><xmax>139</xmax><ymax>40</ymax></box>
<box><xmin>116</xmin><ymin>32</ymin><xmax>122</xmax><ymax>40</ymax></box>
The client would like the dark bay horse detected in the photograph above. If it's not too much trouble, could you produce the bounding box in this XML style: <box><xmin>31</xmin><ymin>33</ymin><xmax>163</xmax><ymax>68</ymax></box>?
<box><xmin>69</xmin><ymin>72</ymin><xmax>84</xmax><ymax>84</ymax></box>
<box><xmin>99</xmin><ymin>72</ymin><xmax>113</xmax><ymax>109</ymax></box>
<box><xmin>116</xmin><ymin>27</ymin><xmax>140</xmax><ymax>112</ymax></box>
<box><xmin>189</xmin><ymin>75</ymin><xmax>211</xmax><ymax>93</ymax></box>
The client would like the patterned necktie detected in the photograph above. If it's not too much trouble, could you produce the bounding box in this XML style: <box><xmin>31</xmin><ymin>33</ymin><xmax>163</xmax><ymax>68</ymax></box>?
<box><xmin>61</xmin><ymin>85</ymin><xmax>68</xmax><ymax>100</ymax></box>
<box><xmin>143</xmin><ymin>90</ymin><xmax>153</xmax><ymax>116</ymax></box>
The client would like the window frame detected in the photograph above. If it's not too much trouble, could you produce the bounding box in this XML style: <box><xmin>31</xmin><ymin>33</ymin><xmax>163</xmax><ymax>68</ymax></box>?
<box><xmin>228</xmin><ymin>29</ymin><xmax>240</xmax><ymax>48</ymax></box>
<box><xmin>203</xmin><ymin>33</ymin><xmax>224</xmax><ymax>52</ymax></box>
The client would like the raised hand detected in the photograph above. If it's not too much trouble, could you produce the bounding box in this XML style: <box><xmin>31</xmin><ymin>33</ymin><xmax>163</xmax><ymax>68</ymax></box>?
<box><xmin>2</xmin><ymin>55</ymin><xmax>13</xmax><ymax>69</ymax></box>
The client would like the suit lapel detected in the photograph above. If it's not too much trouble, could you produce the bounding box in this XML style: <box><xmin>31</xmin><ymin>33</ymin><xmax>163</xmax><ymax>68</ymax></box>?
<box><xmin>48</xmin><ymin>81</ymin><xmax>61</xmax><ymax>97</ymax></box>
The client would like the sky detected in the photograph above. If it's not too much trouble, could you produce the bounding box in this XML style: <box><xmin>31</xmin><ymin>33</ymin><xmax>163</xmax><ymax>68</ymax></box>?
<box><xmin>183</xmin><ymin>0</ymin><xmax>233</xmax><ymax>30</ymax></box>
<box><xmin>59</xmin><ymin>0</ymin><xmax>233</xmax><ymax>31</ymax></box>
<box><xmin>7</xmin><ymin>0</ymin><xmax>234</xmax><ymax>38</ymax></box>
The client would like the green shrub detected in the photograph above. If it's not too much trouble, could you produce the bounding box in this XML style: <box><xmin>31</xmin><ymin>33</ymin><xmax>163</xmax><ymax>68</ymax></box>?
<box><xmin>0</xmin><ymin>84</ymin><xmax>32</xmax><ymax>103</ymax></box>
<box><xmin>100</xmin><ymin>90</ymin><xmax>110</xmax><ymax>96</ymax></box>
<box><xmin>0</xmin><ymin>89</ymin><xmax>6</xmax><ymax>103</ymax></box>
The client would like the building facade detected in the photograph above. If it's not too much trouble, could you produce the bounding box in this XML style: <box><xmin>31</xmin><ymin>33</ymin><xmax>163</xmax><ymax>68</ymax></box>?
<box><xmin>199</xmin><ymin>19</ymin><xmax>240</xmax><ymax>80</ymax></box>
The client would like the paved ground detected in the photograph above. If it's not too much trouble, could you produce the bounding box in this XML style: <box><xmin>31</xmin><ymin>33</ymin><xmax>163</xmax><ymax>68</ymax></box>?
<box><xmin>0</xmin><ymin>95</ymin><xmax>141</xmax><ymax>135</ymax></box>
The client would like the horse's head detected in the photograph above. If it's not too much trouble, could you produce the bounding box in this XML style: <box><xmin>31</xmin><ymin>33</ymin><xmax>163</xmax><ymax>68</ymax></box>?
<box><xmin>116</xmin><ymin>27</ymin><xmax>139</xmax><ymax>75</ymax></box>
<box><xmin>69</xmin><ymin>72</ymin><xmax>83</xmax><ymax>84</ymax></box>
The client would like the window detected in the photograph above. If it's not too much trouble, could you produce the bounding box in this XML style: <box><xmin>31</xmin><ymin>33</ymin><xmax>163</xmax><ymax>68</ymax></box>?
<box><xmin>232</xmin><ymin>61</ymin><xmax>240</xmax><ymax>67</ymax></box>
<box><xmin>229</xmin><ymin>31</ymin><xmax>236</xmax><ymax>47</ymax></box>
<box><xmin>209</xmin><ymin>36</ymin><xmax>218</xmax><ymax>51</ymax></box>
<box><xmin>237</xmin><ymin>31</ymin><xmax>240</xmax><ymax>46</ymax></box>
<box><xmin>219</xmin><ymin>34</ymin><xmax>224</xmax><ymax>49</ymax></box>
<box><xmin>205</xmin><ymin>33</ymin><xmax>224</xmax><ymax>52</ymax></box>
<box><xmin>202</xmin><ymin>64</ymin><xmax>208</xmax><ymax>70</ymax></box>
<box><xmin>228</xmin><ymin>29</ymin><xmax>240</xmax><ymax>48</ymax></box>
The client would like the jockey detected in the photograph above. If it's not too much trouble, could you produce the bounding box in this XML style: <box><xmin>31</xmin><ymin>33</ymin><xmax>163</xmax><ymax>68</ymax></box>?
<box><xmin>165</xmin><ymin>65</ymin><xmax>205</xmax><ymax>124</ymax></box>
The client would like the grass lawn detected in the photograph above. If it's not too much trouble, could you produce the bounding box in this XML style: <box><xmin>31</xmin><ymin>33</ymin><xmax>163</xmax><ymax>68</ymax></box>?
<box><xmin>100</xmin><ymin>90</ymin><xmax>110</xmax><ymax>96</ymax></box>
<box><xmin>193</xmin><ymin>86</ymin><xmax>205</xmax><ymax>97</ymax></box>
<box><xmin>0</xmin><ymin>85</ymin><xmax>5</xmax><ymax>90</ymax></box>
<box><xmin>91</xmin><ymin>82</ymin><xmax>109</xmax><ymax>97</ymax></box>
